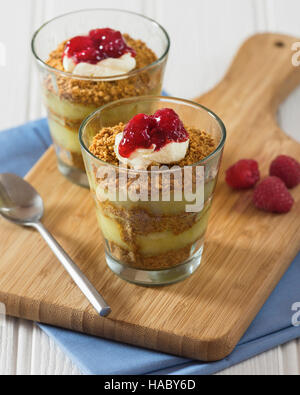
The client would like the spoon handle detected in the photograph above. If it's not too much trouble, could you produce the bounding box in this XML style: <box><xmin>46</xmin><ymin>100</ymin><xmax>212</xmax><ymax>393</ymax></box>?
<box><xmin>31</xmin><ymin>221</ymin><xmax>111</xmax><ymax>317</ymax></box>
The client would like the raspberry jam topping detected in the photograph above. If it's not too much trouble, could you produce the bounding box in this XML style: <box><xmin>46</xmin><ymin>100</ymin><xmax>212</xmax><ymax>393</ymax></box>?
<box><xmin>64</xmin><ymin>28</ymin><xmax>136</xmax><ymax>65</ymax></box>
<box><xmin>118</xmin><ymin>108</ymin><xmax>189</xmax><ymax>158</ymax></box>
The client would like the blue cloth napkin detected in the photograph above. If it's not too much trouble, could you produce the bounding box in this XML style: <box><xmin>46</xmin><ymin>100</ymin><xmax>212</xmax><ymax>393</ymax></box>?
<box><xmin>0</xmin><ymin>118</ymin><xmax>299</xmax><ymax>375</ymax></box>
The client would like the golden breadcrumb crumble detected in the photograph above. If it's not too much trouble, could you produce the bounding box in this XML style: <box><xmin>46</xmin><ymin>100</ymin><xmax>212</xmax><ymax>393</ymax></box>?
<box><xmin>45</xmin><ymin>34</ymin><xmax>158</xmax><ymax>106</ymax></box>
<box><xmin>108</xmin><ymin>240</ymin><xmax>204</xmax><ymax>270</ymax></box>
<box><xmin>89</xmin><ymin>123</ymin><xmax>216</xmax><ymax>167</ymax></box>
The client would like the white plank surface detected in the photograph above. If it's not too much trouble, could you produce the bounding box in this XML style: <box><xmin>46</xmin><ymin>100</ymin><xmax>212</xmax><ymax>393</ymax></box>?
<box><xmin>0</xmin><ymin>0</ymin><xmax>299</xmax><ymax>375</ymax></box>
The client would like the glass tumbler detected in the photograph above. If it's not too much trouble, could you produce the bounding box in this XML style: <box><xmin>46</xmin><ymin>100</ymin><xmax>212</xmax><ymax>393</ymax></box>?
<box><xmin>31</xmin><ymin>9</ymin><xmax>170</xmax><ymax>187</ymax></box>
<box><xmin>80</xmin><ymin>96</ymin><xmax>226</xmax><ymax>285</ymax></box>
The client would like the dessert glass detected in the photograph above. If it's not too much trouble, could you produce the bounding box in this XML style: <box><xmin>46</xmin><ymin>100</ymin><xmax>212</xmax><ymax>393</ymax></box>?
<box><xmin>31</xmin><ymin>9</ymin><xmax>170</xmax><ymax>187</ymax></box>
<box><xmin>80</xmin><ymin>96</ymin><xmax>226</xmax><ymax>285</ymax></box>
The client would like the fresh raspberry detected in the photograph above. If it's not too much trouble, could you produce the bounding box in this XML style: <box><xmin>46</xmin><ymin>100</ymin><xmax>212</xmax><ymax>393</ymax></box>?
<box><xmin>225</xmin><ymin>159</ymin><xmax>260</xmax><ymax>189</ymax></box>
<box><xmin>253</xmin><ymin>176</ymin><xmax>294</xmax><ymax>213</ymax></box>
<box><xmin>269</xmin><ymin>155</ymin><xmax>300</xmax><ymax>188</ymax></box>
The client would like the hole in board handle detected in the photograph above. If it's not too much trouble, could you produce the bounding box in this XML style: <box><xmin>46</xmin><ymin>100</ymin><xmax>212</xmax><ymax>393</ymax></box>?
<box><xmin>274</xmin><ymin>41</ymin><xmax>285</xmax><ymax>48</ymax></box>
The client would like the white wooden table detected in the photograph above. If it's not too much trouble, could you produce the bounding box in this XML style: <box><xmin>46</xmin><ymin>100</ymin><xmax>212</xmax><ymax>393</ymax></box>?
<box><xmin>0</xmin><ymin>0</ymin><xmax>299</xmax><ymax>375</ymax></box>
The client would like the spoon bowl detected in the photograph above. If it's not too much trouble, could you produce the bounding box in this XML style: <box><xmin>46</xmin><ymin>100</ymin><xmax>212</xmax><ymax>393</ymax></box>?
<box><xmin>0</xmin><ymin>173</ymin><xmax>43</xmax><ymax>223</ymax></box>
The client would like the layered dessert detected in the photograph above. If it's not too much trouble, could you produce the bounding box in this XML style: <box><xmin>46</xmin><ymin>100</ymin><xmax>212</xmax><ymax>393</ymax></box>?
<box><xmin>43</xmin><ymin>28</ymin><xmax>161</xmax><ymax>178</ymax></box>
<box><xmin>87</xmin><ymin>108</ymin><xmax>217</xmax><ymax>272</ymax></box>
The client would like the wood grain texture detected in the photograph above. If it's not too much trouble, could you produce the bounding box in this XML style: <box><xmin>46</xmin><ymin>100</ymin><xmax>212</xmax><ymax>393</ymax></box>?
<box><xmin>0</xmin><ymin>33</ymin><xmax>300</xmax><ymax>362</ymax></box>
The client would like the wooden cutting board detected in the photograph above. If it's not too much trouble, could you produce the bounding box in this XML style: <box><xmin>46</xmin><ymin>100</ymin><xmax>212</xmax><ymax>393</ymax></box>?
<box><xmin>1</xmin><ymin>33</ymin><xmax>300</xmax><ymax>361</ymax></box>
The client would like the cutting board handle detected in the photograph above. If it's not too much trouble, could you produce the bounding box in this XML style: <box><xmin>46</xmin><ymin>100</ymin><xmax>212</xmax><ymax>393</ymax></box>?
<box><xmin>197</xmin><ymin>33</ymin><xmax>300</xmax><ymax>117</ymax></box>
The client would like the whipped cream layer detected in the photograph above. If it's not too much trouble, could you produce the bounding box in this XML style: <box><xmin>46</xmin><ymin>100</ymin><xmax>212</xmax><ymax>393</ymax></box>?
<box><xmin>63</xmin><ymin>53</ymin><xmax>136</xmax><ymax>77</ymax></box>
<box><xmin>114</xmin><ymin>132</ymin><xmax>189</xmax><ymax>169</ymax></box>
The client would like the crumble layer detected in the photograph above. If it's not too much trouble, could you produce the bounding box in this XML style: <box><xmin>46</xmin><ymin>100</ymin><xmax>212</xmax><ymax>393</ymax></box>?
<box><xmin>108</xmin><ymin>239</ymin><xmax>203</xmax><ymax>270</ymax></box>
<box><xmin>89</xmin><ymin>123</ymin><xmax>216</xmax><ymax>167</ymax></box>
<box><xmin>70</xmin><ymin>151</ymin><xmax>85</xmax><ymax>170</ymax></box>
<box><xmin>45</xmin><ymin>35</ymin><xmax>158</xmax><ymax>106</ymax></box>
<box><xmin>99</xmin><ymin>198</ymin><xmax>210</xmax><ymax>235</ymax></box>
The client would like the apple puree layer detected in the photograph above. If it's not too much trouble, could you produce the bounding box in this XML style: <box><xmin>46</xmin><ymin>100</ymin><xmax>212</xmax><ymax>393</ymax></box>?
<box><xmin>48</xmin><ymin>117</ymin><xmax>81</xmax><ymax>153</ymax></box>
<box><xmin>44</xmin><ymin>91</ymin><xmax>98</xmax><ymax>123</ymax></box>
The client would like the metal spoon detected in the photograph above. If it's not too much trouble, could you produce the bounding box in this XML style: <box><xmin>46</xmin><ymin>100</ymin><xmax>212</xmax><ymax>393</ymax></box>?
<box><xmin>0</xmin><ymin>173</ymin><xmax>111</xmax><ymax>317</ymax></box>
